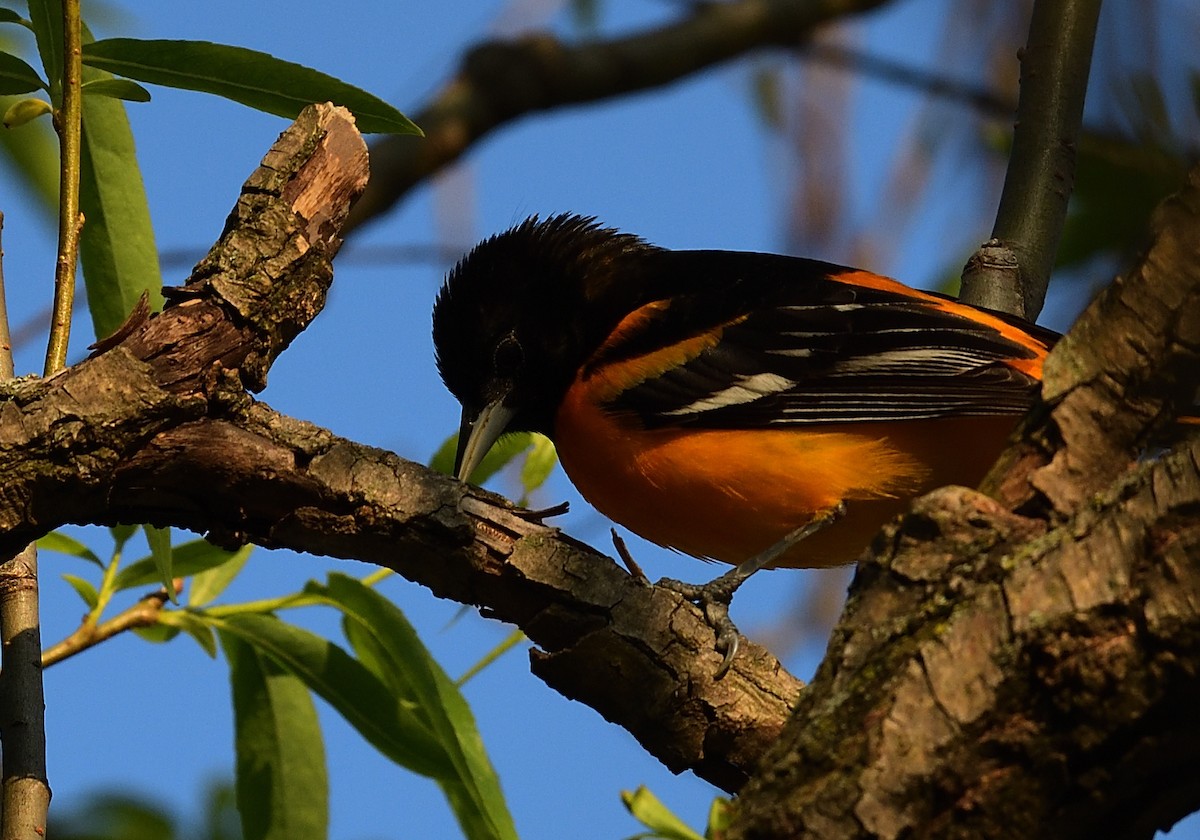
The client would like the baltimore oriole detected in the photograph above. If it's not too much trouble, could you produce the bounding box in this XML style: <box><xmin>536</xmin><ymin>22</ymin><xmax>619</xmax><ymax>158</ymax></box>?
<box><xmin>433</xmin><ymin>214</ymin><xmax>1057</xmax><ymax>668</ymax></box>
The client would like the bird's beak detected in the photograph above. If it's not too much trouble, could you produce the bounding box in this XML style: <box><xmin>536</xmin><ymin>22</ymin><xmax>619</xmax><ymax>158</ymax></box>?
<box><xmin>454</xmin><ymin>398</ymin><xmax>517</xmax><ymax>483</ymax></box>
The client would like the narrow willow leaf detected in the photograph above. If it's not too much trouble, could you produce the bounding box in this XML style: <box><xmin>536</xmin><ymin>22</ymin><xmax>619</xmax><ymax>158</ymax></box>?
<box><xmin>132</xmin><ymin>623</ymin><xmax>180</xmax><ymax>644</ymax></box>
<box><xmin>25</xmin><ymin>0</ymin><xmax>63</xmax><ymax>100</ymax></box>
<box><xmin>78</xmin><ymin>21</ymin><xmax>164</xmax><ymax>341</ymax></box>
<box><xmin>317</xmin><ymin>575</ymin><xmax>517</xmax><ymax>840</ymax></box>
<box><xmin>220</xmin><ymin>631</ymin><xmax>329</xmax><ymax>840</ymax></box>
<box><xmin>82</xmin><ymin>39</ymin><xmax>420</xmax><ymax>135</ymax></box>
<box><xmin>704</xmin><ymin>797</ymin><xmax>732</xmax><ymax>840</ymax></box>
<box><xmin>429</xmin><ymin>430</ymin><xmax>535</xmax><ymax>485</ymax></box>
<box><xmin>109</xmin><ymin>523</ymin><xmax>138</xmax><ymax>550</ymax></box>
<box><xmin>2</xmin><ymin>95</ymin><xmax>50</xmax><ymax>127</ymax></box>
<box><xmin>0</xmin><ymin>50</ymin><xmax>47</xmax><ymax>93</ymax></box>
<box><xmin>115</xmin><ymin>538</ymin><xmax>247</xmax><ymax>593</ymax></box>
<box><xmin>212</xmin><ymin>613</ymin><xmax>454</xmax><ymax>781</ymax></box>
<box><xmin>142</xmin><ymin>525</ymin><xmax>174</xmax><ymax>601</ymax></box>
<box><xmin>0</xmin><ymin>9</ymin><xmax>31</xmax><ymax>27</ymax></box>
<box><xmin>456</xmin><ymin>629</ymin><xmax>526</xmax><ymax>687</ymax></box>
<box><xmin>519</xmin><ymin>433</ymin><xmax>558</xmax><ymax>496</ymax></box>
<box><xmin>158</xmin><ymin>610</ymin><xmax>219</xmax><ymax>657</ymax></box>
<box><xmin>38</xmin><ymin>530</ymin><xmax>103</xmax><ymax>567</ymax></box>
<box><xmin>61</xmin><ymin>573</ymin><xmax>100</xmax><ymax>609</ymax></box>
<box><xmin>81</xmin><ymin>77</ymin><xmax>151</xmax><ymax>102</ymax></box>
<box><xmin>0</xmin><ymin>92</ymin><xmax>58</xmax><ymax>209</ymax></box>
<box><xmin>188</xmin><ymin>543</ymin><xmax>253</xmax><ymax>607</ymax></box>
<box><xmin>621</xmin><ymin>786</ymin><xmax>705</xmax><ymax>840</ymax></box>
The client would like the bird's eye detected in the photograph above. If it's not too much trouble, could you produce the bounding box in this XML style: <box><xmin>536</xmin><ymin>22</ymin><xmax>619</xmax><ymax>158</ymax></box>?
<box><xmin>493</xmin><ymin>334</ymin><xmax>524</xmax><ymax>378</ymax></box>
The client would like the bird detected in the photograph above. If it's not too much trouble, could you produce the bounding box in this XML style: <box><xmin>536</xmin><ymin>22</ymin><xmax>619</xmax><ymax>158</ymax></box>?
<box><xmin>432</xmin><ymin>214</ymin><xmax>1057</xmax><ymax>672</ymax></box>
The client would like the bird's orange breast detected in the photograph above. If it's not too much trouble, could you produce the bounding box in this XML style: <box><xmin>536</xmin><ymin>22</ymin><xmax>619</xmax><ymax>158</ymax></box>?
<box><xmin>554</xmin><ymin>369</ymin><xmax>1020</xmax><ymax>568</ymax></box>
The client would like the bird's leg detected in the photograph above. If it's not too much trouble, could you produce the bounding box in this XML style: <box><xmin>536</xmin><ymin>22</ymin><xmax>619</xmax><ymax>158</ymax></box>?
<box><xmin>658</xmin><ymin>502</ymin><xmax>846</xmax><ymax>679</ymax></box>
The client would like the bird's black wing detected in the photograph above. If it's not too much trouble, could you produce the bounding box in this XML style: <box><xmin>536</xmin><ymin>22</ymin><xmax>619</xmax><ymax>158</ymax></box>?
<box><xmin>596</xmin><ymin>251</ymin><xmax>1056</xmax><ymax>430</ymax></box>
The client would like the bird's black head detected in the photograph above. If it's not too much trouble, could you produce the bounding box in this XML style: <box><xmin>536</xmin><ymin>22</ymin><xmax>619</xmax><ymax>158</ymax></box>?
<box><xmin>433</xmin><ymin>214</ymin><xmax>660</xmax><ymax>477</ymax></box>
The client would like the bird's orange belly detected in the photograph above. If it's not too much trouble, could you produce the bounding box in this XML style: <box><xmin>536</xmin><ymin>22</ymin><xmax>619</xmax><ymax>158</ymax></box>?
<box><xmin>554</xmin><ymin>387</ymin><xmax>1019</xmax><ymax>567</ymax></box>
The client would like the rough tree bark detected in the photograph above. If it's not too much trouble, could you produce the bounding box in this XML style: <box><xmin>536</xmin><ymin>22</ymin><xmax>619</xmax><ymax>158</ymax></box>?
<box><xmin>1</xmin><ymin>104</ymin><xmax>1196</xmax><ymax>837</ymax></box>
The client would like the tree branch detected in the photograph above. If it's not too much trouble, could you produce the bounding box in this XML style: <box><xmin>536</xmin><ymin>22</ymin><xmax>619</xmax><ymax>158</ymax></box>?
<box><xmin>728</xmin><ymin>162</ymin><xmax>1200</xmax><ymax>839</ymax></box>
<box><xmin>1</xmin><ymin>105</ymin><xmax>1196</xmax><ymax>832</ymax></box>
<box><xmin>344</xmin><ymin>0</ymin><xmax>894</xmax><ymax>233</ymax></box>
<box><xmin>960</xmin><ymin>0</ymin><xmax>1102</xmax><ymax>319</ymax></box>
<box><xmin>41</xmin><ymin>585</ymin><xmax>176</xmax><ymax>668</ymax></box>
<box><xmin>0</xmin><ymin>103</ymin><xmax>797</xmax><ymax>792</ymax></box>
<box><xmin>0</xmin><ymin>212</ymin><xmax>51</xmax><ymax>840</ymax></box>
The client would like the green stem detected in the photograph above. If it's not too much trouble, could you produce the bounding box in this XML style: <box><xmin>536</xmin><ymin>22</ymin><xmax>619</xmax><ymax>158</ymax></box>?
<box><xmin>201</xmin><ymin>591</ymin><xmax>326</xmax><ymax>618</ymax></box>
<box><xmin>44</xmin><ymin>0</ymin><xmax>83</xmax><ymax>375</ymax></box>
<box><xmin>959</xmin><ymin>0</ymin><xmax>1102</xmax><ymax>320</ymax></box>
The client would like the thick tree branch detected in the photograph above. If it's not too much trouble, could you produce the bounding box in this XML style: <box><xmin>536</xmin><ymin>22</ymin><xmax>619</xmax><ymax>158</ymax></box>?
<box><xmin>0</xmin><ymin>104</ymin><xmax>797</xmax><ymax>792</ymax></box>
<box><xmin>344</xmin><ymin>0</ymin><xmax>893</xmax><ymax>233</ymax></box>
<box><xmin>728</xmin><ymin>164</ymin><xmax>1200</xmax><ymax>838</ymax></box>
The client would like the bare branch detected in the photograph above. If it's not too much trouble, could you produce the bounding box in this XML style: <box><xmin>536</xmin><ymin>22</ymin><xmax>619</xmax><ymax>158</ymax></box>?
<box><xmin>345</xmin><ymin>0</ymin><xmax>894</xmax><ymax>233</ymax></box>
<box><xmin>960</xmin><ymin>0</ymin><xmax>1103</xmax><ymax>319</ymax></box>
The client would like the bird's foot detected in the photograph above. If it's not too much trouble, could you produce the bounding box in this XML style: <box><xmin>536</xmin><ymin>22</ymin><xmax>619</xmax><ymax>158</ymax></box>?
<box><xmin>658</xmin><ymin>567</ymin><xmax>749</xmax><ymax>679</ymax></box>
<box><xmin>657</xmin><ymin>503</ymin><xmax>848</xmax><ymax>680</ymax></box>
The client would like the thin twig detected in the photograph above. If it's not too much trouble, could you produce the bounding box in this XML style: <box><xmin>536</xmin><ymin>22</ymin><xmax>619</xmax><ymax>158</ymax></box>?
<box><xmin>44</xmin><ymin>0</ymin><xmax>84</xmax><ymax>375</ymax></box>
<box><xmin>42</xmin><ymin>588</ymin><xmax>175</xmax><ymax>668</ymax></box>
<box><xmin>801</xmin><ymin>40</ymin><xmax>1013</xmax><ymax>118</ymax></box>
<box><xmin>959</xmin><ymin>0</ymin><xmax>1102</xmax><ymax>319</ymax></box>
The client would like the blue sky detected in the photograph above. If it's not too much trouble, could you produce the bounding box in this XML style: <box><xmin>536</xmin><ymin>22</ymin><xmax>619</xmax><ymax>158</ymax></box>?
<box><xmin>2</xmin><ymin>1</ymin><xmax>1197</xmax><ymax>838</ymax></box>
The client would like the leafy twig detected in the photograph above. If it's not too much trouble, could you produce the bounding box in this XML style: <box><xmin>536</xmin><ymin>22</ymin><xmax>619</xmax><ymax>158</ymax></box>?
<box><xmin>42</xmin><ymin>585</ymin><xmax>179</xmax><ymax>668</ymax></box>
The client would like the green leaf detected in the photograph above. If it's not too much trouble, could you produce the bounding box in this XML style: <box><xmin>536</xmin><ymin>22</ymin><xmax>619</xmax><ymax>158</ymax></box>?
<box><xmin>456</xmin><ymin>629</ymin><xmax>526</xmax><ymax>687</ymax></box>
<box><xmin>211</xmin><ymin>612</ymin><xmax>454</xmax><ymax>781</ymax></box>
<box><xmin>38</xmin><ymin>530</ymin><xmax>103</xmax><ymax>567</ymax></box>
<box><xmin>52</xmin><ymin>792</ymin><xmax>177</xmax><ymax>840</ymax></box>
<box><xmin>1057</xmin><ymin>135</ymin><xmax>1186</xmax><ymax>268</ymax></box>
<box><xmin>82</xmin><ymin>77</ymin><xmax>151</xmax><ymax>102</ymax></box>
<box><xmin>132</xmin><ymin>623</ymin><xmax>180</xmax><ymax>644</ymax></box>
<box><xmin>0</xmin><ymin>50</ymin><xmax>47</xmax><ymax>94</ymax></box>
<box><xmin>621</xmin><ymin>786</ymin><xmax>705</xmax><ymax>840</ymax></box>
<box><xmin>0</xmin><ymin>9</ymin><xmax>31</xmax><ymax>27</ymax></box>
<box><xmin>519</xmin><ymin>433</ymin><xmax>558</xmax><ymax>496</ymax></box>
<box><xmin>78</xmin><ymin>21</ymin><xmax>165</xmax><ymax>341</ymax></box>
<box><xmin>430</xmin><ymin>430</ymin><xmax>537</xmax><ymax>486</ymax></box>
<box><xmin>157</xmin><ymin>609</ymin><xmax>219</xmax><ymax>657</ymax></box>
<box><xmin>110</xmin><ymin>523</ymin><xmax>138</xmax><ymax>551</ymax></box>
<box><xmin>188</xmin><ymin>543</ymin><xmax>253</xmax><ymax>607</ymax></box>
<box><xmin>0</xmin><ymin>91</ymin><xmax>58</xmax><ymax>210</ymax></box>
<box><xmin>704</xmin><ymin>797</ymin><xmax>732</xmax><ymax>840</ymax></box>
<box><xmin>2</xmin><ymin>95</ymin><xmax>50</xmax><ymax>127</ymax></box>
<box><xmin>61</xmin><ymin>573</ymin><xmax>100</xmax><ymax>609</ymax></box>
<box><xmin>315</xmin><ymin>574</ymin><xmax>517</xmax><ymax>840</ymax></box>
<box><xmin>220</xmin><ymin>631</ymin><xmax>329</xmax><ymax>840</ymax></box>
<box><xmin>143</xmin><ymin>525</ymin><xmax>175</xmax><ymax>601</ymax></box>
<box><xmin>82</xmin><ymin>38</ymin><xmax>421</xmax><ymax>135</ymax></box>
<box><xmin>25</xmin><ymin>0</ymin><xmax>63</xmax><ymax>100</ymax></box>
<box><xmin>115</xmin><ymin>538</ymin><xmax>249</xmax><ymax>592</ymax></box>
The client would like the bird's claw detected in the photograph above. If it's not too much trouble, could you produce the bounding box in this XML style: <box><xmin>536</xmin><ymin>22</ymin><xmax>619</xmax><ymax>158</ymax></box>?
<box><xmin>659</xmin><ymin>573</ymin><xmax>745</xmax><ymax>679</ymax></box>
